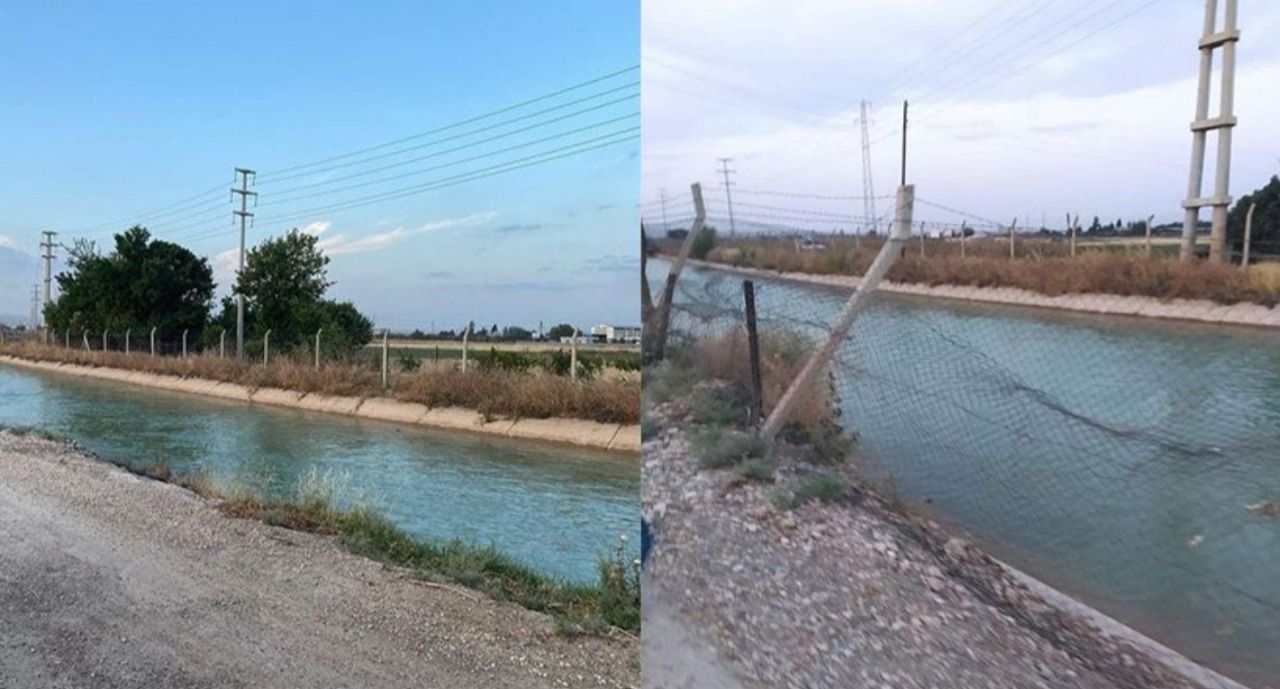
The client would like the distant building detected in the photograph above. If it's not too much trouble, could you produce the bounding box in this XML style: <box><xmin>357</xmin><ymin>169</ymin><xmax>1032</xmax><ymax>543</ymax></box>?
<box><xmin>590</xmin><ymin>324</ymin><xmax>641</xmax><ymax>344</ymax></box>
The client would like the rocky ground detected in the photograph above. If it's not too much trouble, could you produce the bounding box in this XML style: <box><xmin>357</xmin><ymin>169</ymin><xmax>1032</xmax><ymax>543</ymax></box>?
<box><xmin>0</xmin><ymin>431</ymin><xmax>638</xmax><ymax>689</ymax></box>
<box><xmin>641</xmin><ymin>414</ymin><xmax>1235</xmax><ymax>689</ymax></box>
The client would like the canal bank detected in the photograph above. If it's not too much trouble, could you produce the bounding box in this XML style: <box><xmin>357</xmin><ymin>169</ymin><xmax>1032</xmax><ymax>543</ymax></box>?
<box><xmin>0</xmin><ymin>354</ymin><xmax>640</xmax><ymax>453</ymax></box>
<box><xmin>0</xmin><ymin>431</ymin><xmax>638</xmax><ymax>689</ymax></box>
<box><xmin>682</xmin><ymin>259</ymin><xmax>1280</xmax><ymax>329</ymax></box>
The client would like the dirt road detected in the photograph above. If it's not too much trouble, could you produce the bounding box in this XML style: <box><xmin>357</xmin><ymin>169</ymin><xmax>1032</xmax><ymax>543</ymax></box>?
<box><xmin>0</xmin><ymin>431</ymin><xmax>637</xmax><ymax>689</ymax></box>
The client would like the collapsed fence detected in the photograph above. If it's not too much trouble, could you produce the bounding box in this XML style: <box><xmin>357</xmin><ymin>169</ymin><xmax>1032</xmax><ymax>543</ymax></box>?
<box><xmin>644</xmin><ymin>181</ymin><xmax>1280</xmax><ymax>684</ymax></box>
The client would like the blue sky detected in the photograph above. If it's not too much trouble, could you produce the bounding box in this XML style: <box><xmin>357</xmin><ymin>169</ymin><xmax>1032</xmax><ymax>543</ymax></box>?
<box><xmin>0</xmin><ymin>1</ymin><xmax>639</xmax><ymax>331</ymax></box>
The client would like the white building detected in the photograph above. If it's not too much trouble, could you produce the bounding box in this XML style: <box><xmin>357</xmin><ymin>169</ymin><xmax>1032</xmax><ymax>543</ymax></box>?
<box><xmin>590</xmin><ymin>324</ymin><xmax>641</xmax><ymax>344</ymax></box>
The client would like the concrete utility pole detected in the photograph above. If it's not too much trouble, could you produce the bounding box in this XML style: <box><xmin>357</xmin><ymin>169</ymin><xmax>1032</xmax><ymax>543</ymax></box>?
<box><xmin>1180</xmin><ymin>0</ymin><xmax>1240</xmax><ymax>263</ymax></box>
<box><xmin>717</xmin><ymin>158</ymin><xmax>738</xmax><ymax>238</ymax></box>
<box><xmin>859</xmin><ymin>100</ymin><xmax>878</xmax><ymax>235</ymax></box>
<box><xmin>39</xmin><ymin>231</ymin><xmax>57</xmax><ymax>341</ymax></box>
<box><xmin>231</xmin><ymin>168</ymin><xmax>257</xmax><ymax>358</ymax></box>
<box><xmin>1145</xmin><ymin>215</ymin><xmax>1155</xmax><ymax>257</ymax></box>
<box><xmin>1069</xmin><ymin>214</ymin><xmax>1080</xmax><ymax>258</ymax></box>
<box><xmin>1241</xmin><ymin>202</ymin><xmax>1256</xmax><ymax>268</ymax></box>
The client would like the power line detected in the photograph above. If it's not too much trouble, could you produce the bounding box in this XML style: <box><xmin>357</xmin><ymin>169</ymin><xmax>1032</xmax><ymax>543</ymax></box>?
<box><xmin>257</xmin><ymin>65</ymin><xmax>638</xmax><ymax>181</ymax></box>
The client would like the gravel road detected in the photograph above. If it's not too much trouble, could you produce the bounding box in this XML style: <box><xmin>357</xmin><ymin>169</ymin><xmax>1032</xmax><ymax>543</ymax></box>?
<box><xmin>642</xmin><ymin>416</ymin><xmax>1237</xmax><ymax>689</ymax></box>
<box><xmin>0</xmin><ymin>431</ymin><xmax>637</xmax><ymax>689</ymax></box>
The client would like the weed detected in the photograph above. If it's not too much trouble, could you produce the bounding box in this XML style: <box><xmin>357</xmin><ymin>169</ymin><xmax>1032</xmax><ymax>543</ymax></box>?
<box><xmin>776</xmin><ymin>471</ymin><xmax>851</xmax><ymax>509</ymax></box>
<box><xmin>691</xmin><ymin>426</ymin><xmax>766</xmax><ymax>469</ymax></box>
<box><xmin>737</xmin><ymin>457</ymin><xmax>777</xmax><ymax>483</ymax></box>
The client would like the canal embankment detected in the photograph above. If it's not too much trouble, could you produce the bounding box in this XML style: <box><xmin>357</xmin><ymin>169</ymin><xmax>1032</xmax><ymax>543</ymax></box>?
<box><xmin>0</xmin><ymin>430</ymin><xmax>638</xmax><ymax>689</ymax></box>
<box><xmin>0</xmin><ymin>353</ymin><xmax>640</xmax><ymax>453</ymax></box>
<box><xmin>683</xmin><ymin>259</ymin><xmax>1280</xmax><ymax>329</ymax></box>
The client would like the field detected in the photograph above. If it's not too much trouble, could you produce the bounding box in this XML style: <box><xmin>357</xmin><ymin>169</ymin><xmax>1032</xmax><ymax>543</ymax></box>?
<box><xmin>366</xmin><ymin>339</ymin><xmax>641</xmax><ymax>369</ymax></box>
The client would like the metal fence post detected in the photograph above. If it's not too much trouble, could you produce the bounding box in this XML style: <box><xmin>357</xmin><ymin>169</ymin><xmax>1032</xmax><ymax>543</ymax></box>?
<box><xmin>82</xmin><ymin>329</ymin><xmax>89</xmax><ymax>351</ymax></box>
<box><xmin>381</xmin><ymin>329</ymin><xmax>389</xmax><ymax>388</ymax></box>
<box><xmin>461</xmin><ymin>325</ymin><xmax>470</xmax><ymax>373</ymax></box>
<box><xmin>150</xmin><ymin>326</ymin><xmax>156</xmax><ymax>357</ymax></box>
<box><xmin>761</xmin><ymin>184</ymin><xmax>915</xmax><ymax>440</ymax></box>
<box><xmin>1145</xmin><ymin>215</ymin><xmax>1154</xmax><ymax>257</ymax></box>
<box><xmin>647</xmin><ymin>182</ymin><xmax>707</xmax><ymax>362</ymax></box>
<box><xmin>1241</xmin><ymin>202</ymin><xmax>1256</xmax><ymax>269</ymax></box>
<box><xmin>182</xmin><ymin>329</ymin><xmax>188</xmax><ymax>358</ymax></box>
<box><xmin>960</xmin><ymin>222</ymin><xmax>967</xmax><ymax>258</ymax></box>
<box><xmin>102</xmin><ymin>329</ymin><xmax>108</xmax><ymax>352</ymax></box>
<box><xmin>743</xmin><ymin>280</ymin><xmax>763</xmax><ymax>426</ymax></box>
<box><xmin>263</xmin><ymin>329</ymin><xmax>271</xmax><ymax>366</ymax></box>
<box><xmin>315</xmin><ymin>328</ymin><xmax>323</xmax><ymax>368</ymax></box>
<box><xmin>1008</xmin><ymin>218</ymin><xmax>1018</xmax><ymax>260</ymax></box>
<box><xmin>220</xmin><ymin>329</ymin><xmax>226</xmax><ymax>359</ymax></box>
<box><xmin>1069</xmin><ymin>214</ymin><xmax>1079</xmax><ymax>258</ymax></box>
<box><xmin>125</xmin><ymin>328</ymin><xmax>131</xmax><ymax>355</ymax></box>
<box><xmin>65</xmin><ymin>330</ymin><xmax>70</xmax><ymax>348</ymax></box>
<box><xmin>571</xmin><ymin>329</ymin><xmax>579</xmax><ymax>381</ymax></box>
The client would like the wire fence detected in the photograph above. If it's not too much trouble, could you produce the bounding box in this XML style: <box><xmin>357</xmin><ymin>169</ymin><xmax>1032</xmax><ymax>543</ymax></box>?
<box><xmin>650</xmin><ymin>230</ymin><xmax>1280</xmax><ymax>681</ymax></box>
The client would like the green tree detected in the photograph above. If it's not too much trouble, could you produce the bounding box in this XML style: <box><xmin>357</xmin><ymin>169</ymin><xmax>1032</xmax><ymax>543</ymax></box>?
<box><xmin>220</xmin><ymin>229</ymin><xmax>372</xmax><ymax>357</ymax></box>
<box><xmin>44</xmin><ymin>227</ymin><xmax>214</xmax><ymax>339</ymax></box>
<box><xmin>1228</xmin><ymin>175</ymin><xmax>1280</xmax><ymax>262</ymax></box>
<box><xmin>691</xmin><ymin>225</ymin><xmax>717</xmax><ymax>260</ymax></box>
<box><xmin>502</xmin><ymin>325</ymin><xmax>533</xmax><ymax>341</ymax></box>
<box><xmin>547</xmin><ymin>323</ymin><xmax>577</xmax><ymax>339</ymax></box>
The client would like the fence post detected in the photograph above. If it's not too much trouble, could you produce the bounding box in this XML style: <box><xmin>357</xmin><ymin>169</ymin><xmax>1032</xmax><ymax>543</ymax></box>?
<box><xmin>182</xmin><ymin>329</ymin><xmax>188</xmax><ymax>358</ymax></box>
<box><xmin>743</xmin><ymin>280</ymin><xmax>763</xmax><ymax>426</ymax></box>
<box><xmin>381</xmin><ymin>329</ymin><xmax>389</xmax><ymax>388</ymax></box>
<box><xmin>647</xmin><ymin>182</ymin><xmax>707</xmax><ymax>362</ymax></box>
<box><xmin>263</xmin><ymin>330</ymin><xmax>271</xmax><ymax>366</ymax></box>
<box><xmin>315</xmin><ymin>328</ymin><xmax>323</xmax><ymax>368</ymax></box>
<box><xmin>150</xmin><ymin>327</ymin><xmax>157</xmax><ymax>356</ymax></box>
<box><xmin>1069</xmin><ymin>213</ymin><xmax>1079</xmax><ymax>258</ymax></box>
<box><xmin>220</xmin><ymin>329</ymin><xmax>226</xmax><ymax>359</ymax></box>
<box><xmin>1008</xmin><ymin>218</ymin><xmax>1018</xmax><ymax>260</ymax></box>
<box><xmin>919</xmin><ymin>223</ymin><xmax>926</xmax><ymax>257</ymax></box>
<box><xmin>461</xmin><ymin>325</ymin><xmax>470</xmax><ymax>373</ymax></box>
<box><xmin>960</xmin><ymin>222</ymin><xmax>967</xmax><ymax>258</ymax></box>
<box><xmin>570</xmin><ymin>329</ymin><xmax>579</xmax><ymax>381</ymax></box>
<box><xmin>761</xmin><ymin>184</ymin><xmax>915</xmax><ymax>440</ymax></box>
<box><xmin>65</xmin><ymin>330</ymin><xmax>70</xmax><ymax>348</ymax></box>
<box><xmin>1242</xmin><ymin>202</ymin><xmax>1256</xmax><ymax>269</ymax></box>
<box><xmin>125</xmin><ymin>328</ymin><xmax>131</xmax><ymax>355</ymax></box>
<box><xmin>83</xmin><ymin>329</ymin><xmax>89</xmax><ymax>351</ymax></box>
<box><xmin>1145</xmin><ymin>215</ymin><xmax>1154</xmax><ymax>257</ymax></box>
<box><xmin>102</xmin><ymin>329</ymin><xmax>108</xmax><ymax>352</ymax></box>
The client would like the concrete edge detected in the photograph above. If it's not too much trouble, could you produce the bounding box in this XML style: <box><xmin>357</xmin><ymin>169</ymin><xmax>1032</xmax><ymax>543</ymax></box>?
<box><xmin>994</xmin><ymin>558</ymin><xmax>1251</xmax><ymax>689</ymax></box>
<box><xmin>683</xmin><ymin>259</ymin><xmax>1280</xmax><ymax>330</ymax></box>
<box><xmin>0</xmin><ymin>355</ymin><xmax>637</xmax><ymax>454</ymax></box>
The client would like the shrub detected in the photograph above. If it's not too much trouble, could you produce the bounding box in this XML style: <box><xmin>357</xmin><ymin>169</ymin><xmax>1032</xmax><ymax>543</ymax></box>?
<box><xmin>737</xmin><ymin>458</ymin><xmax>777</xmax><ymax>483</ymax></box>
<box><xmin>691</xmin><ymin>427</ymin><xmax>767</xmax><ymax>468</ymax></box>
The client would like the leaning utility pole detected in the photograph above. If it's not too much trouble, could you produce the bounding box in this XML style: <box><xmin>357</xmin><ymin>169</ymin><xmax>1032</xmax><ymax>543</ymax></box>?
<box><xmin>1180</xmin><ymin>0</ymin><xmax>1240</xmax><ymax>263</ymax></box>
<box><xmin>39</xmin><ymin>230</ymin><xmax>57</xmax><ymax>341</ymax></box>
<box><xmin>717</xmin><ymin>157</ymin><xmax>738</xmax><ymax>237</ymax></box>
<box><xmin>859</xmin><ymin>100</ymin><xmax>879</xmax><ymax>235</ymax></box>
<box><xmin>231</xmin><ymin>168</ymin><xmax>257</xmax><ymax>359</ymax></box>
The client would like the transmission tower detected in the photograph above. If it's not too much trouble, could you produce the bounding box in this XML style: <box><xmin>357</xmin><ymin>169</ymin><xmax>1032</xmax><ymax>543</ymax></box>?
<box><xmin>1180</xmin><ymin>0</ymin><xmax>1239</xmax><ymax>263</ymax></box>
<box><xmin>39</xmin><ymin>230</ymin><xmax>57</xmax><ymax>341</ymax></box>
<box><xmin>231</xmin><ymin>167</ymin><xmax>257</xmax><ymax>358</ymax></box>
<box><xmin>859</xmin><ymin>101</ymin><xmax>878</xmax><ymax>235</ymax></box>
<box><xmin>717</xmin><ymin>157</ymin><xmax>738</xmax><ymax>237</ymax></box>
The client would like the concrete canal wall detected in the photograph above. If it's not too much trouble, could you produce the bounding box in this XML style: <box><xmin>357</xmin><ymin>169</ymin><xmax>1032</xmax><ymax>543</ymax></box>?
<box><xmin>0</xmin><ymin>355</ymin><xmax>640</xmax><ymax>454</ymax></box>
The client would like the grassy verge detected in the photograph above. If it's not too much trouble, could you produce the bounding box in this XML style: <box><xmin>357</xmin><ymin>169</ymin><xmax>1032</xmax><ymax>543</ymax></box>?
<box><xmin>687</xmin><ymin>238</ymin><xmax>1280</xmax><ymax>307</ymax></box>
<box><xmin>0</xmin><ymin>342</ymin><xmax>639</xmax><ymax>425</ymax></box>
<box><xmin>140</xmin><ymin>461</ymin><xmax>640</xmax><ymax>636</ymax></box>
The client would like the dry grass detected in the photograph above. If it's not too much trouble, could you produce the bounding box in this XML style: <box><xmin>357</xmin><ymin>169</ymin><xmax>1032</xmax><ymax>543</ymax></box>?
<box><xmin>694</xmin><ymin>329</ymin><xmax>833</xmax><ymax>434</ymax></box>
<box><xmin>0</xmin><ymin>342</ymin><xmax>639</xmax><ymax>424</ymax></box>
<box><xmin>701</xmin><ymin>238</ymin><xmax>1280</xmax><ymax>307</ymax></box>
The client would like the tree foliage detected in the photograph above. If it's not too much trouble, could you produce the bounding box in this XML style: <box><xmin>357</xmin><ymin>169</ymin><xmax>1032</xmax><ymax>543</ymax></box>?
<box><xmin>217</xmin><ymin>229</ymin><xmax>372</xmax><ymax>356</ymax></box>
<box><xmin>691</xmin><ymin>225</ymin><xmax>717</xmax><ymax>260</ymax></box>
<box><xmin>1228</xmin><ymin>175</ymin><xmax>1280</xmax><ymax>261</ymax></box>
<box><xmin>44</xmin><ymin>227</ymin><xmax>214</xmax><ymax>338</ymax></box>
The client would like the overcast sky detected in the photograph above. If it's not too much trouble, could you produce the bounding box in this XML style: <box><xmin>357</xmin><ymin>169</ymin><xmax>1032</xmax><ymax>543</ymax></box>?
<box><xmin>0</xmin><ymin>1</ymin><xmax>638</xmax><ymax>330</ymax></box>
<box><xmin>642</xmin><ymin>0</ymin><xmax>1280</xmax><ymax>237</ymax></box>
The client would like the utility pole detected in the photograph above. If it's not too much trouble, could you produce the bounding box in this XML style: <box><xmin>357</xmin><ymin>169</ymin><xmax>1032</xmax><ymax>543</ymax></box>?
<box><xmin>717</xmin><ymin>157</ymin><xmax>738</xmax><ymax>238</ymax></box>
<box><xmin>1180</xmin><ymin>0</ymin><xmax>1240</xmax><ymax>263</ymax></box>
<box><xmin>659</xmin><ymin>188</ymin><xmax>670</xmax><ymax>235</ymax></box>
<box><xmin>39</xmin><ymin>230</ymin><xmax>57</xmax><ymax>341</ymax></box>
<box><xmin>859</xmin><ymin>100</ymin><xmax>879</xmax><ymax>236</ymax></box>
<box><xmin>231</xmin><ymin>168</ymin><xmax>257</xmax><ymax>359</ymax></box>
<box><xmin>29</xmin><ymin>284</ymin><xmax>40</xmax><ymax>331</ymax></box>
<box><xmin>900</xmin><ymin>101</ymin><xmax>909</xmax><ymax>187</ymax></box>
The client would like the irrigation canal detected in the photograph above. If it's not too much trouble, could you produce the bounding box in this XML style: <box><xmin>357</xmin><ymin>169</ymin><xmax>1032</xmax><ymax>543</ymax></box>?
<box><xmin>0</xmin><ymin>363</ymin><xmax>639</xmax><ymax>584</ymax></box>
<box><xmin>664</xmin><ymin>262</ymin><xmax>1280</xmax><ymax>687</ymax></box>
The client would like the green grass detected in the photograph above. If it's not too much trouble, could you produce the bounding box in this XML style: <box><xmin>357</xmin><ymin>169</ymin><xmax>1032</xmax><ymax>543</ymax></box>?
<box><xmin>775</xmin><ymin>471</ymin><xmax>851</xmax><ymax>510</ymax></box>
<box><xmin>169</xmin><ymin>465</ymin><xmax>640</xmax><ymax>635</ymax></box>
<box><xmin>691</xmin><ymin>426</ymin><xmax>767</xmax><ymax>469</ymax></box>
<box><xmin>737</xmin><ymin>457</ymin><xmax>777</xmax><ymax>483</ymax></box>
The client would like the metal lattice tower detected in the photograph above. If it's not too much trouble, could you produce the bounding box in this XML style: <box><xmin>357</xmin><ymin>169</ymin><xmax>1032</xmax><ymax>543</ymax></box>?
<box><xmin>859</xmin><ymin>101</ymin><xmax>878</xmax><ymax>235</ymax></box>
<box><xmin>1180</xmin><ymin>0</ymin><xmax>1240</xmax><ymax>263</ymax></box>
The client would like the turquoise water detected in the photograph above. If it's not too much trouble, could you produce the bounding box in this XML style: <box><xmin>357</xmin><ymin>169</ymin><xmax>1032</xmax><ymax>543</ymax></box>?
<box><xmin>0</xmin><ymin>365</ymin><xmax>638</xmax><ymax>584</ymax></box>
<box><xmin>663</xmin><ymin>262</ymin><xmax>1280</xmax><ymax>687</ymax></box>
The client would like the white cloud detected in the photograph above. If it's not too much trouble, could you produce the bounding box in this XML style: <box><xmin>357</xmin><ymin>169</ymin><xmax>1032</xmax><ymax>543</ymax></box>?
<box><xmin>0</xmin><ymin>235</ymin><xmax>14</xmax><ymax>248</ymax></box>
<box><xmin>315</xmin><ymin>212</ymin><xmax>497</xmax><ymax>256</ymax></box>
